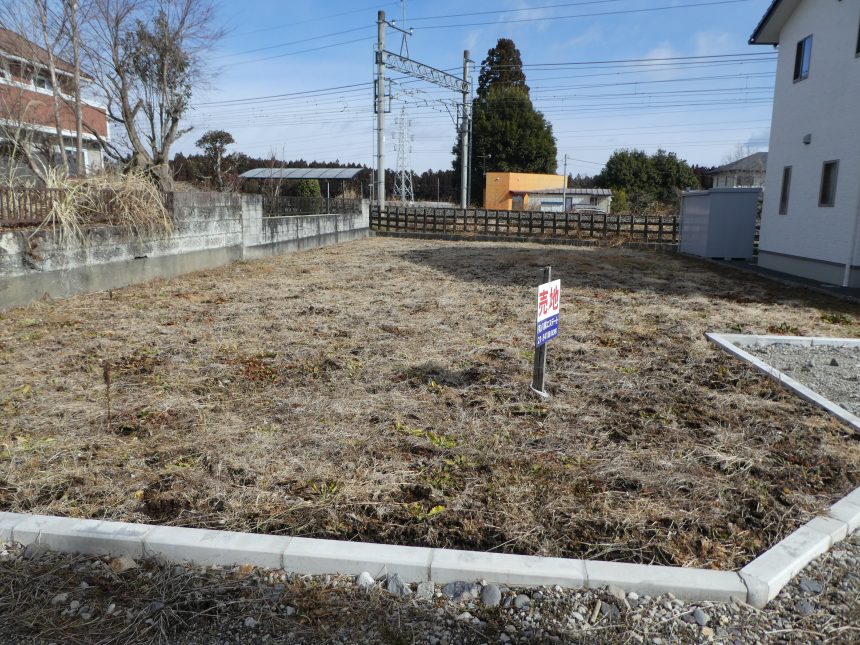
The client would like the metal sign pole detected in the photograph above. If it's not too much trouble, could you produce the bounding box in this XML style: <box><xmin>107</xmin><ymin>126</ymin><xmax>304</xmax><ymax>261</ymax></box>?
<box><xmin>531</xmin><ymin>265</ymin><xmax>551</xmax><ymax>397</ymax></box>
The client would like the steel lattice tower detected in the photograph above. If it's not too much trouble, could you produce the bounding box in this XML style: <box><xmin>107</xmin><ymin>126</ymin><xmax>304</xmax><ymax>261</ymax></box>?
<box><xmin>394</xmin><ymin>104</ymin><xmax>414</xmax><ymax>203</ymax></box>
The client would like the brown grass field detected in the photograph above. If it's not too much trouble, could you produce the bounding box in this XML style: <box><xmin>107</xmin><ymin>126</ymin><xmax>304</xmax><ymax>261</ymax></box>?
<box><xmin>2</xmin><ymin>237</ymin><xmax>859</xmax><ymax>569</ymax></box>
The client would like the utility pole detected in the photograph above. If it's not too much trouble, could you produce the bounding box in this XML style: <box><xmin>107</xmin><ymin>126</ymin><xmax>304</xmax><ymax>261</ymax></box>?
<box><xmin>376</xmin><ymin>11</ymin><xmax>386</xmax><ymax>209</ymax></box>
<box><xmin>479</xmin><ymin>153</ymin><xmax>491</xmax><ymax>206</ymax></box>
<box><xmin>460</xmin><ymin>50</ymin><xmax>471</xmax><ymax>209</ymax></box>
<box><xmin>562</xmin><ymin>154</ymin><xmax>569</xmax><ymax>212</ymax></box>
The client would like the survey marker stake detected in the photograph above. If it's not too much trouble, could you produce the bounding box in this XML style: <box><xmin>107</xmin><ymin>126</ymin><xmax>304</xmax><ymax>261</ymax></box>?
<box><xmin>532</xmin><ymin>266</ymin><xmax>560</xmax><ymax>398</ymax></box>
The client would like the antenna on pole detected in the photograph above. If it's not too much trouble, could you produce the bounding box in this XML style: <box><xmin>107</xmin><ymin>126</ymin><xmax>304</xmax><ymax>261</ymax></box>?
<box><xmin>399</xmin><ymin>0</ymin><xmax>409</xmax><ymax>57</ymax></box>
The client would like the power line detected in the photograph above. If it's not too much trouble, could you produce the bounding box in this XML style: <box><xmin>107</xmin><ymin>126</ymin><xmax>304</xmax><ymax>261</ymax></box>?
<box><xmin>409</xmin><ymin>0</ymin><xmax>628</xmax><ymax>21</ymax></box>
<box><xmin>415</xmin><ymin>0</ymin><xmax>753</xmax><ymax>30</ymax></box>
<box><xmin>195</xmin><ymin>82</ymin><xmax>371</xmax><ymax>107</ymax></box>
<box><xmin>220</xmin><ymin>36</ymin><xmax>374</xmax><ymax>68</ymax></box>
<box><xmin>229</xmin><ymin>1</ymin><xmax>399</xmax><ymax>37</ymax></box>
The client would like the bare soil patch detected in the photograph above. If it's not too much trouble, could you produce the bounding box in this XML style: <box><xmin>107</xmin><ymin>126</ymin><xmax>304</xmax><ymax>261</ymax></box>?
<box><xmin>1</xmin><ymin>238</ymin><xmax>859</xmax><ymax>569</ymax></box>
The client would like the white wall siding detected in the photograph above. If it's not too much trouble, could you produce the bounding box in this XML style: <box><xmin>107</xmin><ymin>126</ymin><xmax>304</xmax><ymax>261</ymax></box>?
<box><xmin>759</xmin><ymin>0</ymin><xmax>860</xmax><ymax>272</ymax></box>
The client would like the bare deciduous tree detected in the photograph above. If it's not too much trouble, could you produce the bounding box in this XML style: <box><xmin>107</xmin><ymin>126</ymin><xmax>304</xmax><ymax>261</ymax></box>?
<box><xmin>84</xmin><ymin>0</ymin><xmax>224</xmax><ymax>189</ymax></box>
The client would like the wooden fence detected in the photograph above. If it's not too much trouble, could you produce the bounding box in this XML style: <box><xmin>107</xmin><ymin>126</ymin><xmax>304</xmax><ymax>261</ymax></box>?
<box><xmin>261</xmin><ymin>195</ymin><xmax>362</xmax><ymax>217</ymax></box>
<box><xmin>0</xmin><ymin>188</ymin><xmax>69</xmax><ymax>228</ymax></box>
<box><xmin>0</xmin><ymin>187</ymin><xmax>173</xmax><ymax>230</ymax></box>
<box><xmin>371</xmin><ymin>205</ymin><xmax>680</xmax><ymax>244</ymax></box>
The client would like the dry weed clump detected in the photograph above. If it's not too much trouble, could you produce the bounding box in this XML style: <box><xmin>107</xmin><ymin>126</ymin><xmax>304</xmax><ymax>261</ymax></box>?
<box><xmin>31</xmin><ymin>169</ymin><xmax>171</xmax><ymax>244</ymax></box>
<box><xmin>1</xmin><ymin>238</ymin><xmax>859</xmax><ymax>570</ymax></box>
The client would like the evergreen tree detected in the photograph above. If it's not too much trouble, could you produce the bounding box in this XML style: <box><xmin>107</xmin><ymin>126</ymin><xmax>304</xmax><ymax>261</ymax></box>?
<box><xmin>596</xmin><ymin>149</ymin><xmax>700</xmax><ymax>211</ymax></box>
<box><xmin>454</xmin><ymin>39</ymin><xmax>556</xmax><ymax>204</ymax></box>
<box><xmin>476</xmin><ymin>38</ymin><xmax>529</xmax><ymax>98</ymax></box>
<box><xmin>195</xmin><ymin>130</ymin><xmax>235</xmax><ymax>189</ymax></box>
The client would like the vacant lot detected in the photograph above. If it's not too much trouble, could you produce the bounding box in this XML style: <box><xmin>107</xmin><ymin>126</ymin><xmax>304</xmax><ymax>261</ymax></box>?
<box><xmin>2</xmin><ymin>238</ymin><xmax>859</xmax><ymax>569</ymax></box>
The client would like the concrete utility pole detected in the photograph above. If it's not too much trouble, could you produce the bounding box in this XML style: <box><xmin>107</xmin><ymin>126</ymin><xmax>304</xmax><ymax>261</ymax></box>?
<box><xmin>562</xmin><ymin>154</ymin><xmax>569</xmax><ymax>212</ymax></box>
<box><xmin>460</xmin><ymin>50</ymin><xmax>471</xmax><ymax>209</ymax></box>
<box><xmin>376</xmin><ymin>11</ymin><xmax>386</xmax><ymax>208</ymax></box>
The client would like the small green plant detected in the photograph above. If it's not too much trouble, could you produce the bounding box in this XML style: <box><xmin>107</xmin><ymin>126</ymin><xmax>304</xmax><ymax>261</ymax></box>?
<box><xmin>310</xmin><ymin>481</ymin><xmax>338</xmax><ymax>498</ymax></box>
<box><xmin>821</xmin><ymin>312</ymin><xmax>853</xmax><ymax>325</ymax></box>
<box><xmin>426</xmin><ymin>431</ymin><xmax>457</xmax><ymax>449</ymax></box>
<box><xmin>767</xmin><ymin>322</ymin><xmax>801</xmax><ymax>335</ymax></box>
<box><xmin>395</xmin><ymin>421</ymin><xmax>457</xmax><ymax>449</ymax></box>
<box><xmin>406</xmin><ymin>502</ymin><xmax>446</xmax><ymax>520</ymax></box>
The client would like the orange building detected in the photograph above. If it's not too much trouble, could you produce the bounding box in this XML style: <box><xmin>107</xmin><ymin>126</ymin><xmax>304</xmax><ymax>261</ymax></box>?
<box><xmin>484</xmin><ymin>172</ymin><xmax>566</xmax><ymax>210</ymax></box>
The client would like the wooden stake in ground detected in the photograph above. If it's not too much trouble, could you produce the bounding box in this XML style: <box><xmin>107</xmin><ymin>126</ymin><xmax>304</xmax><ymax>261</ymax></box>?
<box><xmin>103</xmin><ymin>361</ymin><xmax>112</xmax><ymax>431</ymax></box>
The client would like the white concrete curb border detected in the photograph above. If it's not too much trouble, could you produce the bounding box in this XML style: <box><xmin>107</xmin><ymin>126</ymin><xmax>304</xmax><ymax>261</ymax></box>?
<box><xmin>3</xmin><ymin>485</ymin><xmax>860</xmax><ymax>609</ymax></box>
<box><xmin>706</xmin><ymin>332</ymin><xmax>860</xmax><ymax>432</ymax></box>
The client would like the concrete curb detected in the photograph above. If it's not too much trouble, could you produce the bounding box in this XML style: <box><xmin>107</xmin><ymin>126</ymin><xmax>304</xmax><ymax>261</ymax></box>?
<box><xmin>705</xmin><ymin>332</ymin><xmax>860</xmax><ymax>432</ymax></box>
<box><xmin>3</xmin><ymin>485</ymin><xmax>859</xmax><ymax>608</ymax></box>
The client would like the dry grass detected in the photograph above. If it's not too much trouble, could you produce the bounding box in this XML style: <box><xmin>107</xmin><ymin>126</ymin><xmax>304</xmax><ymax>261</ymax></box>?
<box><xmin>31</xmin><ymin>170</ymin><xmax>172</xmax><ymax>244</ymax></box>
<box><xmin>1</xmin><ymin>238</ymin><xmax>859</xmax><ymax>569</ymax></box>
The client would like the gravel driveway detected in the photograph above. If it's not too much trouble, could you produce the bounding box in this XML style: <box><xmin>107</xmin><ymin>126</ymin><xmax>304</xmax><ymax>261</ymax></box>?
<box><xmin>747</xmin><ymin>344</ymin><xmax>860</xmax><ymax>416</ymax></box>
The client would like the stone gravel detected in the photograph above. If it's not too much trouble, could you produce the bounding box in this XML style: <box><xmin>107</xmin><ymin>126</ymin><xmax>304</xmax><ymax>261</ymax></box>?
<box><xmin>1</xmin><ymin>532</ymin><xmax>858</xmax><ymax>644</ymax></box>
<box><xmin>747</xmin><ymin>343</ymin><xmax>860</xmax><ymax>415</ymax></box>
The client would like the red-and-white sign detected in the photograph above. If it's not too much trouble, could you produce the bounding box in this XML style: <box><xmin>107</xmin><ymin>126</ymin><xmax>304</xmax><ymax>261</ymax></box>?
<box><xmin>535</xmin><ymin>279</ymin><xmax>560</xmax><ymax>347</ymax></box>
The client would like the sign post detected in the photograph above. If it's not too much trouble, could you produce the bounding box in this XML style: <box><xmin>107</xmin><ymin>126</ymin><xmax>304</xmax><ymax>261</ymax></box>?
<box><xmin>532</xmin><ymin>266</ymin><xmax>560</xmax><ymax>397</ymax></box>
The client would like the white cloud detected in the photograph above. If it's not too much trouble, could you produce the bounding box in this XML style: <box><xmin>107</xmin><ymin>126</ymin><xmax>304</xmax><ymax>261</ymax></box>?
<box><xmin>693</xmin><ymin>30</ymin><xmax>736</xmax><ymax>57</ymax></box>
<box><xmin>641</xmin><ymin>42</ymin><xmax>684</xmax><ymax>81</ymax></box>
<box><xmin>550</xmin><ymin>26</ymin><xmax>603</xmax><ymax>51</ymax></box>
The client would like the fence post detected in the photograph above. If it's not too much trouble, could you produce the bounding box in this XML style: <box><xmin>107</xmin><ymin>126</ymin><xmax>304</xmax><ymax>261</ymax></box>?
<box><xmin>658</xmin><ymin>217</ymin><xmax>664</xmax><ymax>243</ymax></box>
<box><xmin>644</xmin><ymin>216</ymin><xmax>649</xmax><ymax>242</ymax></box>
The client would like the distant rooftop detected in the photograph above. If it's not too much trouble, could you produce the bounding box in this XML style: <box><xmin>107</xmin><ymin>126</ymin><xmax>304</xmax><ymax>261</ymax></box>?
<box><xmin>0</xmin><ymin>27</ymin><xmax>84</xmax><ymax>78</ymax></box>
<box><xmin>710</xmin><ymin>152</ymin><xmax>768</xmax><ymax>175</ymax></box>
<box><xmin>239</xmin><ymin>167</ymin><xmax>366</xmax><ymax>181</ymax></box>
<box><xmin>510</xmin><ymin>187</ymin><xmax>612</xmax><ymax>196</ymax></box>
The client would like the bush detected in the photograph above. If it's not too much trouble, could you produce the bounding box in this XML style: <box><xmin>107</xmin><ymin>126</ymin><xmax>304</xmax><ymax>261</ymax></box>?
<box><xmin>293</xmin><ymin>179</ymin><xmax>321</xmax><ymax>198</ymax></box>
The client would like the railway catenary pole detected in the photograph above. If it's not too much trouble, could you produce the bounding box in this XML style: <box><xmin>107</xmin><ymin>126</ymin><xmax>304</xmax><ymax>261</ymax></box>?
<box><xmin>376</xmin><ymin>11</ymin><xmax>386</xmax><ymax>209</ymax></box>
<box><xmin>460</xmin><ymin>50</ymin><xmax>471</xmax><ymax>209</ymax></box>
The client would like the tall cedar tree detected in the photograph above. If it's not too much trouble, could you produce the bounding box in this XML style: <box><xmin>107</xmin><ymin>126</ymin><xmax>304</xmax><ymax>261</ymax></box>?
<box><xmin>454</xmin><ymin>39</ymin><xmax>556</xmax><ymax>204</ymax></box>
<box><xmin>476</xmin><ymin>38</ymin><xmax>529</xmax><ymax>98</ymax></box>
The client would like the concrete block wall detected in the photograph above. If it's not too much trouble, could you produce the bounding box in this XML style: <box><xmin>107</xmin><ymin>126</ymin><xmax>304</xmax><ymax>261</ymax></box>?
<box><xmin>0</xmin><ymin>193</ymin><xmax>369</xmax><ymax>310</ymax></box>
<box><xmin>242</xmin><ymin>201</ymin><xmax>369</xmax><ymax>260</ymax></box>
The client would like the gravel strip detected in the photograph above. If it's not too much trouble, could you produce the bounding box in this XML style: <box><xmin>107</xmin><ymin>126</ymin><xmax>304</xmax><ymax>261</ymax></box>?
<box><xmin>747</xmin><ymin>344</ymin><xmax>860</xmax><ymax>416</ymax></box>
<box><xmin>1</xmin><ymin>534</ymin><xmax>858</xmax><ymax>644</ymax></box>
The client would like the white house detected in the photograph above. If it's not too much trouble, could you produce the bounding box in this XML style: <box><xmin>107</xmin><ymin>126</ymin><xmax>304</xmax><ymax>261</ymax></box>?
<box><xmin>709</xmin><ymin>152</ymin><xmax>768</xmax><ymax>188</ymax></box>
<box><xmin>511</xmin><ymin>187</ymin><xmax>613</xmax><ymax>214</ymax></box>
<box><xmin>751</xmin><ymin>0</ymin><xmax>860</xmax><ymax>286</ymax></box>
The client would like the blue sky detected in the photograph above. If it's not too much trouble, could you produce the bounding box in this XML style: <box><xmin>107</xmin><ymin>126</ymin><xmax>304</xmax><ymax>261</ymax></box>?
<box><xmin>180</xmin><ymin>0</ymin><xmax>777</xmax><ymax>177</ymax></box>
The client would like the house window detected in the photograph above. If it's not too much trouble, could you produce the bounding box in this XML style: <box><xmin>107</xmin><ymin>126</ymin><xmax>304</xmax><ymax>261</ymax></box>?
<box><xmin>819</xmin><ymin>161</ymin><xmax>839</xmax><ymax>207</ymax></box>
<box><xmin>778</xmin><ymin>166</ymin><xmax>792</xmax><ymax>215</ymax></box>
<box><xmin>856</xmin><ymin>14</ymin><xmax>860</xmax><ymax>55</ymax></box>
<box><xmin>794</xmin><ymin>35</ymin><xmax>812</xmax><ymax>81</ymax></box>
<box><xmin>33</xmin><ymin>74</ymin><xmax>52</xmax><ymax>90</ymax></box>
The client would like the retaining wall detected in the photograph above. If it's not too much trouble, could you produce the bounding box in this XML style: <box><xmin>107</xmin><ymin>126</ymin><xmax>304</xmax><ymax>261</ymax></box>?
<box><xmin>0</xmin><ymin>194</ymin><xmax>369</xmax><ymax>310</ymax></box>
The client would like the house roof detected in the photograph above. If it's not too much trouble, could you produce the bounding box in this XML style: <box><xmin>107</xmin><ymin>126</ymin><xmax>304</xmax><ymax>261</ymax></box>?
<box><xmin>749</xmin><ymin>0</ymin><xmax>803</xmax><ymax>45</ymax></box>
<box><xmin>239</xmin><ymin>167</ymin><xmax>366</xmax><ymax>180</ymax></box>
<box><xmin>0</xmin><ymin>27</ymin><xmax>82</xmax><ymax>78</ymax></box>
<box><xmin>709</xmin><ymin>152</ymin><xmax>768</xmax><ymax>175</ymax></box>
<box><xmin>510</xmin><ymin>187</ymin><xmax>612</xmax><ymax>196</ymax></box>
